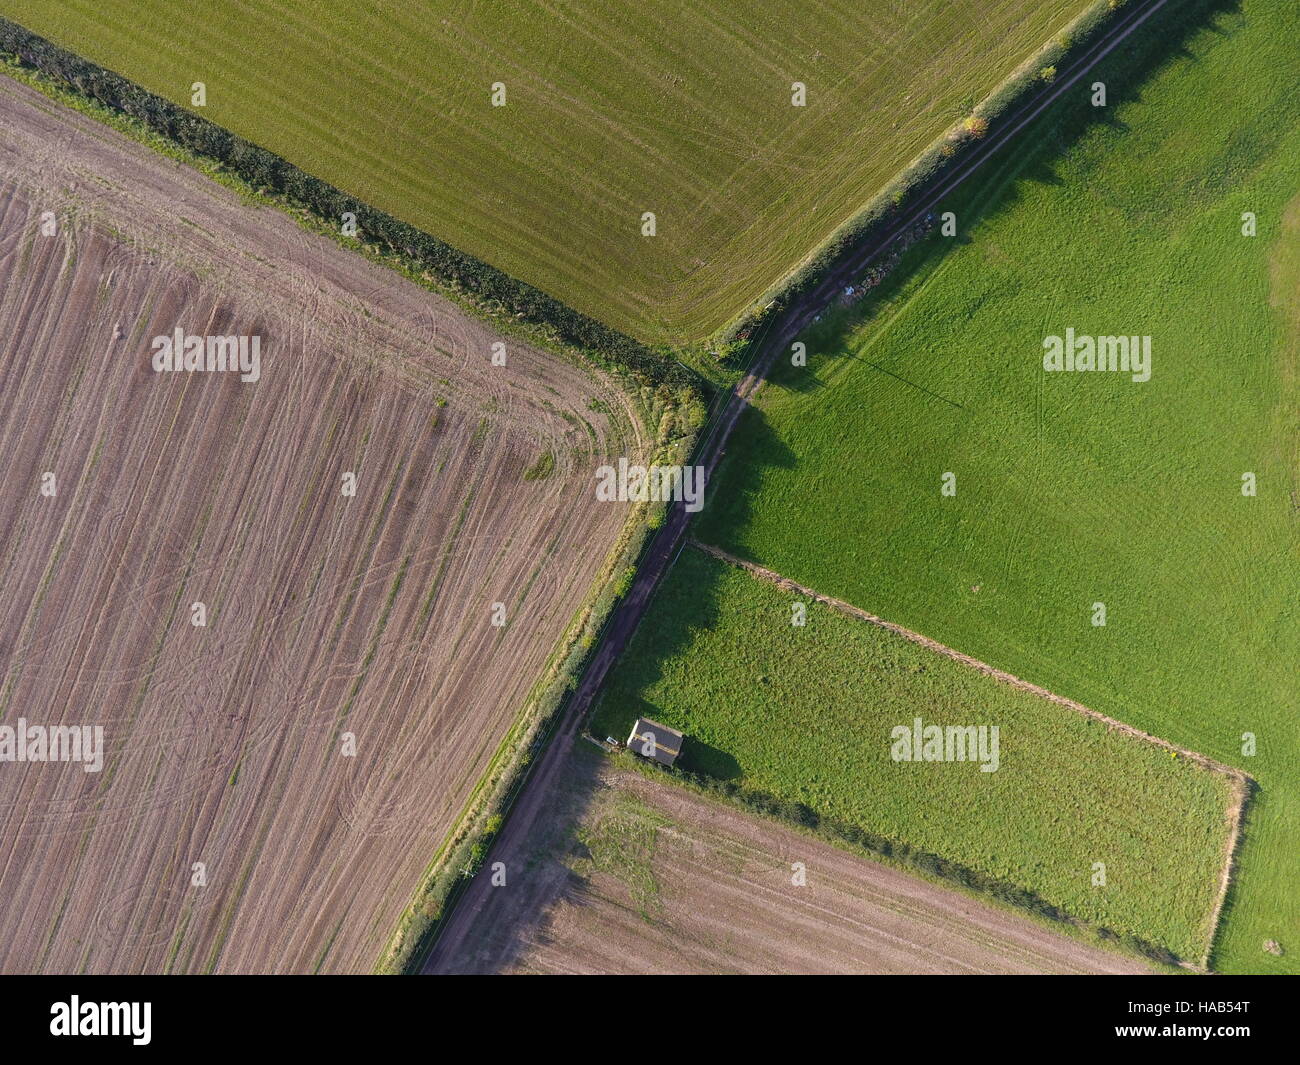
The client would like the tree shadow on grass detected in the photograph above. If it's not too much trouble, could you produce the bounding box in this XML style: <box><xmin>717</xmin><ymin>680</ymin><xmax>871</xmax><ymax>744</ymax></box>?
<box><xmin>587</xmin><ymin>411</ymin><xmax>787</xmax><ymax>753</ymax></box>
<box><xmin>734</xmin><ymin>0</ymin><xmax>1243</xmax><ymax>416</ymax></box>
<box><xmin>430</xmin><ymin>0</ymin><xmax>1243</xmax><ymax>976</ymax></box>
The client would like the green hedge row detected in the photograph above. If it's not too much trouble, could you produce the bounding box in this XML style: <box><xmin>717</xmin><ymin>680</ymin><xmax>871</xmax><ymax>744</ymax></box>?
<box><xmin>0</xmin><ymin>16</ymin><xmax>688</xmax><ymax>389</ymax></box>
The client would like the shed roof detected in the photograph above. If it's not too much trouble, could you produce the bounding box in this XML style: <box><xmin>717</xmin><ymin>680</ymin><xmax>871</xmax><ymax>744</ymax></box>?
<box><xmin>627</xmin><ymin>717</ymin><xmax>684</xmax><ymax>767</ymax></box>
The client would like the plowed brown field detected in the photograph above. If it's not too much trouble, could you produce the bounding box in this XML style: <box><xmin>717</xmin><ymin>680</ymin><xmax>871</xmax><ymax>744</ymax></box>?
<box><xmin>0</xmin><ymin>76</ymin><xmax>646</xmax><ymax>973</ymax></box>
<box><xmin>433</xmin><ymin>747</ymin><xmax>1154</xmax><ymax>975</ymax></box>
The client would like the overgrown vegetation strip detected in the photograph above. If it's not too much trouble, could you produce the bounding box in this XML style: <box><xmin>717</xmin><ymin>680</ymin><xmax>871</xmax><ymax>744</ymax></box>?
<box><xmin>385</xmin><ymin>414</ymin><xmax>699</xmax><ymax>974</ymax></box>
<box><xmin>691</xmin><ymin>538</ymin><xmax>1252</xmax><ymax>970</ymax></box>
<box><xmin>695</xmin><ymin>0</ymin><xmax>1298</xmax><ymax>974</ymax></box>
<box><xmin>593</xmin><ymin>547</ymin><xmax>1238</xmax><ymax>966</ymax></box>
<box><xmin>693</xmin><ymin>541</ymin><xmax>1251</xmax><ymax>783</ymax></box>
<box><xmin>0</xmin><ymin>72</ymin><xmax>690</xmax><ymax>974</ymax></box>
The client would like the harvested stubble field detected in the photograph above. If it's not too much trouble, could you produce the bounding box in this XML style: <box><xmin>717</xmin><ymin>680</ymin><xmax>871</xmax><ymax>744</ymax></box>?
<box><xmin>0</xmin><ymin>74</ymin><xmax>648</xmax><ymax>973</ymax></box>
<box><xmin>694</xmin><ymin>0</ymin><xmax>1299</xmax><ymax>973</ymax></box>
<box><xmin>593</xmin><ymin>549</ymin><xmax>1240</xmax><ymax>964</ymax></box>
<box><xmin>432</xmin><ymin>744</ymin><xmax>1154</xmax><ymax>975</ymax></box>
<box><xmin>5</xmin><ymin>0</ymin><xmax>1087</xmax><ymax>346</ymax></box>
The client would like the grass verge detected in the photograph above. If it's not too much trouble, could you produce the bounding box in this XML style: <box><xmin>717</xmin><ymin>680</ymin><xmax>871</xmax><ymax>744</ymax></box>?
<box><xmin>593</xmin><ymin>547</ymin><xmax>1244</xmax><ymax>966</ymax></box>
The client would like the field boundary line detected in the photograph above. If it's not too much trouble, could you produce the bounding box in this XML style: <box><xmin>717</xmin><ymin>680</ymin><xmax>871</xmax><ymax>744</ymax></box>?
<box><xmin>715</xmin><ymin>0</ymin><xmax>1193</xmax><ymax>351</ymax></box>
<box><xmin>688</xmin><ymin>538</ymin><xmax>1252</xmax><ymax>970</ymax></box>
<box><xmin>0</xmin><ymin>18</ymin><xmax>692</xmax><ymax>390</ymax></box>
<box><xmin>416</xmin><ymin>0</ymin><xmax>1238</xmax><ymax>968</ymax></box>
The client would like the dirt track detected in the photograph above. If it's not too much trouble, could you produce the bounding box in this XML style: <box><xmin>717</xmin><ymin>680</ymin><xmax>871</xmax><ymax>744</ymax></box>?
<box><xmin>433</xmin><ymin>747</ymin><xmax>1153</xmax><ymax>975</ymax></box>
<box><xmin>0</xmin><ymin>75</ymin><xmax>647</xmax><ymax>973</ymax></box>
<box><xmin>421</xmin><ymin>0</ymin><xmax>1173</xmax><ymax>975</ymax></box>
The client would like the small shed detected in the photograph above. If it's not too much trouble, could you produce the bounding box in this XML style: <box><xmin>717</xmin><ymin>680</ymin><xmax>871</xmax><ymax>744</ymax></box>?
<box><xmin>626</xmin><ymin>717</ymin><xmax>684</xmax><ymax>767</ymax></box>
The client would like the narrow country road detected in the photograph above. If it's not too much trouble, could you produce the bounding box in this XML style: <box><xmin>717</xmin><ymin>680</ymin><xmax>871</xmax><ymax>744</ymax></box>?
<box><xmin>420</xmin><ymin>0</ymin><xmax>1172</xmax><ymax>973</ymax></box>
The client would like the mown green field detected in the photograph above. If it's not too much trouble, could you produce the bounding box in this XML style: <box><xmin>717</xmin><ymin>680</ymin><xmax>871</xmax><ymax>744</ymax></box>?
<box><xmin>5</xmin><ymin>0</ymin><xmax>1085</xmax><ymax>346</ymax></box>
<box><xmin>691</xmin><ymin>0</ymin><xmax>1299</xmax><ymax>973</ymax></box>
<box><xmin>593</xmin><ymin>548</ymin><xmax>1235</xmax><ymax>962</ymax></box>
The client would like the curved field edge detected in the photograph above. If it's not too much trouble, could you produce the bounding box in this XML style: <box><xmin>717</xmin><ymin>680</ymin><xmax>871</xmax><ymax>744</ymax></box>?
<box><xmin>593</xmin><ymin>548</ymin><xmax>1246</xmax><ymax>966</ymax></box>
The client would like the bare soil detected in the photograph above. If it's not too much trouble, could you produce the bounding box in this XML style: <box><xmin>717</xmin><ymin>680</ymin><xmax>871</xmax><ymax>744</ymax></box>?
<box><xmin>0</xmin><ymin>75</ymin><xmax>646</xmax><ymax>973</ymax></box>
<box><xmin>431</xmin><ymin>746</ymin><xmax>1154</xmax><ymax>975</ymax></box>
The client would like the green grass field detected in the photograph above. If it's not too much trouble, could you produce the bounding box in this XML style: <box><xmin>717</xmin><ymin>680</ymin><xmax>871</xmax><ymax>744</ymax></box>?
<box><xmin>689</xmin><ymin>0</ymin><xmax>1299</xmax><ymax>973</ymax></box>
<box><xmin>5</xmin><ymin>0</ymin><xmax>1085</xmax><ymax>347</ymax></box>
<box><xmin>593</xmin><ymin>548</ymin><xmax>1236</xmax><ymax>962</ymax></box>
